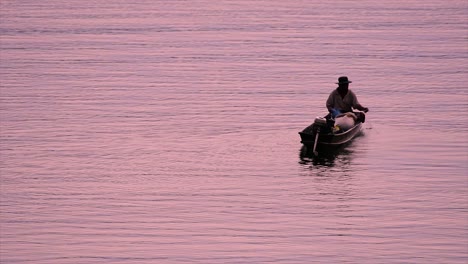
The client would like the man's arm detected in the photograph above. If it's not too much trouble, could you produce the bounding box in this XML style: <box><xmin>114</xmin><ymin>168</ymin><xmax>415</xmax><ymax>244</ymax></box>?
<box><xmin>354</xmin><ymin>104</ymin><xmax>369</xmax><ymax>113</ymax></box>
<box><xmin>350</xmin><ymin>91</ymin><xmax>369</xmax><ymax>112</ymax></box>
<box><xmin>326</xmin><ymin>92</ymin><xmax>334</xmax><ymax>113</ymax></box>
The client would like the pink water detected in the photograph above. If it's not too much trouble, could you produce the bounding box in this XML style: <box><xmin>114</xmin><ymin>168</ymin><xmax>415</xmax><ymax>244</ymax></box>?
<box><xmin>1</xmin><ymin>0</ymin><xmax>467</xmax><ymax>263</ymax></box>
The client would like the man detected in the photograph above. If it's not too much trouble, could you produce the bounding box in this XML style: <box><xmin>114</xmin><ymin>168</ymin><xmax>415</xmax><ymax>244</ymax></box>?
<box><xmin>326</xmin><ymin>76</ymin><xmax>369</xmax><ymax>118</ymax></box>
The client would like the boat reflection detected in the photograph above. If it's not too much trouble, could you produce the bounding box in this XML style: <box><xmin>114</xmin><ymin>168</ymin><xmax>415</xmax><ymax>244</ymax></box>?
<box><xmin>298</xmin><ymin>144</ymin><xmax>353</xmax><ymax>168</ymax></box>
<box><xmin>298</xmin><ymin>128</ymin><xmax>367</xmax><ymax>168</ymax></box>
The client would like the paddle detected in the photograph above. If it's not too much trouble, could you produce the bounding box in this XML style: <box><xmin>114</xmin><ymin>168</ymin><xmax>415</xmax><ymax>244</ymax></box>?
<box><xmin>312</xmin><ymin>127</ymin><xmax>320</xmax><ymax>156</ymax></box>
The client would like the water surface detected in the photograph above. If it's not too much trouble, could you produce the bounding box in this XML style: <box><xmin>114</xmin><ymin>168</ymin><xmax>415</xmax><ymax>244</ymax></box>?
<box><xmin>1</xmin><ymin>0</ymin><xmax>467</xmax><ymax>263</ymax></box>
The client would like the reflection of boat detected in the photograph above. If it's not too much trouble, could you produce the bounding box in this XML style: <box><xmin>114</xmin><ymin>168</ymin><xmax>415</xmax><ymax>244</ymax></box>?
<box><xmin>298</xmin><ymin>112</ymin><xmax>364</xmax><ymax>155</ymax></box>
<box><xmin>299</xmin><ymin>144</ymin><xmax>352</xmax><ymax>167</ymax></box>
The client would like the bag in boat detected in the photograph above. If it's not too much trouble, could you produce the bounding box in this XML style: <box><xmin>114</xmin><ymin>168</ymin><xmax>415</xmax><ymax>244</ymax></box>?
<box><xmin>334</xmin><ymin>112</ymin><xmax>357</xmax><ymax>132</ymax></box>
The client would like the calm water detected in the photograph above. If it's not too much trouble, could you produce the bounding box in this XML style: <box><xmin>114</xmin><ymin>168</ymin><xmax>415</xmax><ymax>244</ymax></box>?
<box><xmin>1</xmin><ymin>0</ymin><xmax>467</xmax><ymax>263</ymax></box>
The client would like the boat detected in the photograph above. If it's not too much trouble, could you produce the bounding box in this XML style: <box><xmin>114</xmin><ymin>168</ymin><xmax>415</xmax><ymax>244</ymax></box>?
<box><xmin>298</xmin><ymin>112</ymin><xmax>365</xmax><ymax>156</ymax></box>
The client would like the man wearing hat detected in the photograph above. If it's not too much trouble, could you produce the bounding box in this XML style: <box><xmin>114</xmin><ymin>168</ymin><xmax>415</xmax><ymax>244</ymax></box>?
<box><xmin>326</xmin><ymin>76</ymin><xmax>369</xmax><ymax>118</ymax></box>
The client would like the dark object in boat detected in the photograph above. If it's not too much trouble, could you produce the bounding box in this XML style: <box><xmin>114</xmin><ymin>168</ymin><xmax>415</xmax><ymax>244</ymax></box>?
<box><xmin>298</xmin><ymin>112</ymin><xmax>365</xmax><ymax>156</ymax></box>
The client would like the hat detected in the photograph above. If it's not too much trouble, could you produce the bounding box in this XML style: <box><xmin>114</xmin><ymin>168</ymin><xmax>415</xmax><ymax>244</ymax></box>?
<box><xmin>336</xmin><ymin>76</ymin><xmax>352</xmax><ymax>84</ymax></box>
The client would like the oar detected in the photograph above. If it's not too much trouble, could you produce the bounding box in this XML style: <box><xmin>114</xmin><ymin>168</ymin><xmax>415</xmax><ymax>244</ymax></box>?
<box><xmin>312</xmin><ymin>127</ymin><xmax>320</xmax><ymax>156</ymax></box>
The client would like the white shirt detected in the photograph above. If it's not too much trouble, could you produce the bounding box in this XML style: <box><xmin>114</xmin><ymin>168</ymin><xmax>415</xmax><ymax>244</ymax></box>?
<box><xmin>326</xmin><ymin>89</ymin><xmax>360</xmax><ymax>113</ymax></box>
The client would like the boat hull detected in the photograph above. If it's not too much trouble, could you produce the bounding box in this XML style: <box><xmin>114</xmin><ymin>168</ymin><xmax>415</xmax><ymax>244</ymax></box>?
<box><xmin>299</xmin><ymin>121</ymin><xmax>362</xmax><ymax>147</ymax></box>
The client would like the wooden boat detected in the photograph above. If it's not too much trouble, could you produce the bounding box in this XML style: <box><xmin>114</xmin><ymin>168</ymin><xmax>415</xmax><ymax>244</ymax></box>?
<box><xmin>299</xmin><ymin>112</ymin><xmax>364</xmax><ymax>155</ymax></box>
